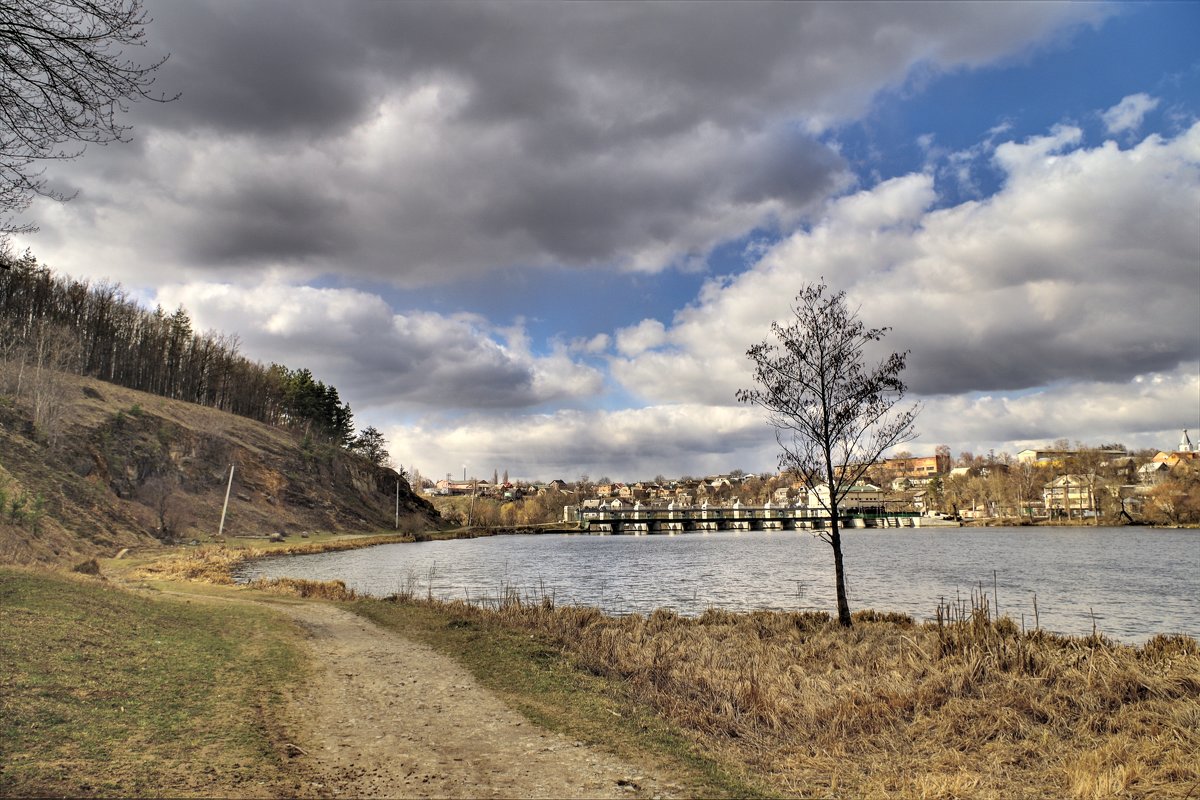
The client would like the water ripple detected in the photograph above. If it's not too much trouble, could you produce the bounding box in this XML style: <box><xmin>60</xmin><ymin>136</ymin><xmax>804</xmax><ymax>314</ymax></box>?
<box><xmin>235</xmin><ymin>527</ymin><xmax>1200</xmax><ymax>643</ymax></box>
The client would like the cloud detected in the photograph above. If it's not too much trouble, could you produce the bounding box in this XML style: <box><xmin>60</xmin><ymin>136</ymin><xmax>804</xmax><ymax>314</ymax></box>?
<box><xmin>570</xmin><ymin>334</ymin><xmax>611</xmax><ymax>356</ymax></box>
<box><xmin>610</xmin><ymin>122</ymin><xmax>1200</xmax><ymax>406</ymax></box>
<box><xmin>20</xmin><ymin>2</ymin><xmax>1190</xmax><ymax>485</ymax></box>
<box><xmin>153</xmin><ymin>281</ymin><xmax>603</xmax><ymax>414</ymax></box>
<box><xmin>909</xmin><ymin>367</ymin><xmax>1200</xmax><ymax>454</ymax></box>
<box><xmin>387</xmin><ymin>403</ymin><xmax>774</xmax><ymax>481</ymax></box>
<box><xmin>1101</xmin><ymin>93</ymin><xmax>1160</xmax><ymax>135</ymax></box>
<box><xmin>15</xmin><ymin>1</ymin><xmax>1105</xmax><ymax>288</ymax></box>
<box><xmin>615</xmin><ymin>319</ymin><xmax>668</xmax><ymax>357</ymax></box>
<box><xmin>63</xmin><ymin>111</ymin><xmax>1197</xmax><ymax>482</ymax></box>
<box><xmin>385</xmin><ymin>365</ymin><xmax>1200</xmax><ymax>482</ymax></box>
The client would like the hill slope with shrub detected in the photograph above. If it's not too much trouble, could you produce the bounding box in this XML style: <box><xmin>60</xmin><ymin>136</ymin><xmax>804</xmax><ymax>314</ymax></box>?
<box><xmin>0</xmin><ymin>371</ymin><xmax>437</xmax><ymax>564</ymax></box>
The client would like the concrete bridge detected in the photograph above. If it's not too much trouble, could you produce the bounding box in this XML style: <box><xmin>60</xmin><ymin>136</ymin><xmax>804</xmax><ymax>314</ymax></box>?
<box><xmin>569</xmin><ymin>502</ymin><xmax>925</xmax><ymax>535</ymax></box>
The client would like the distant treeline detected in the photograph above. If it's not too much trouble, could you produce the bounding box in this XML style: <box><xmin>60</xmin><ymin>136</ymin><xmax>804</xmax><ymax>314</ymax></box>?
<box><xmin>0</xmin><ymin>251</ymin><xmax>354</xmax><ymax>444</ymax></box>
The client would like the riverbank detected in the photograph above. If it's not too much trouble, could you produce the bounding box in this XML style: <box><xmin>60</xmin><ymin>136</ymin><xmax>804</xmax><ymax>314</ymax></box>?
<box><xmin>10</xmin><ymin>542</ymin><xmax>1199</xmax><ymax>798</ymax></box>
<box><xmin>0</xmin><ymin>566</ymin><xmax>304</xmax><ymax>797</ymax></box>
<box><xmin>2</xmin><ymin>562</ymin><xmax>747</xmax><ymax>798</ymax></box>
<box><xmin>370</xmin><ymin>594</ymin><xmax>1200</xmax><ymax>798</ymax></box>
<box><xmin>963</xmin><ymin>517</ymin><xmax>1200</xmax><ymax>529</ymax></box>
<box><xmin>151</xmin><ymin>542</ymin><xmax>1200</xmax><ymax>797</ymax></box>
<box><xmin>129</xmin><ymin>527</ymin><xmax>513</xmax><ymax>584</ymax></box>
<box><xmin>276</xmin><ymin>575</ymin><xmax>1200</xmax><ymax>798</ymax></box>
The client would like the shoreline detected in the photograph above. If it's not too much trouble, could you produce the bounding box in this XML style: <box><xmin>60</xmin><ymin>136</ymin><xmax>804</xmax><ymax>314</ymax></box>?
<box><xmin>125</xmin><ymin>515</ymin><xmax>1200</xmax><ymax>581</ymax></box>
<box><xmin>137</xmin><ymin>527</ymin><xmax>1199</xmax><ymax>645</ymax></box>
<box><xmin>43</xmin><ymin>546</ymin><xmax>1199</xmax><ymax>798</ymax></box>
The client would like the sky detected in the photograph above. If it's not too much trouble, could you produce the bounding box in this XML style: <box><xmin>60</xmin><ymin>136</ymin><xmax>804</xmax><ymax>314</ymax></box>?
<box><xmin>13</xmin><ymin>1</ymin><xmax>1200</xmax><ymax>482</ymax></box>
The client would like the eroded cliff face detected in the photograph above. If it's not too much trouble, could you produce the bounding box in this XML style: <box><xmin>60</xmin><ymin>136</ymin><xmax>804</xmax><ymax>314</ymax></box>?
<box><xmin>0</xmin><ymin>374</ymin><xmax>438</xmax><ymax>564</ymax></box>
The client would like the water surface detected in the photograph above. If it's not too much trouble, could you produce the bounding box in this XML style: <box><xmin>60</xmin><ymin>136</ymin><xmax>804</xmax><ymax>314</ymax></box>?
<box><xmin>236</xmin><ymin>527</ymin><xmax>1199</xmax><ymax>642</ymax></box>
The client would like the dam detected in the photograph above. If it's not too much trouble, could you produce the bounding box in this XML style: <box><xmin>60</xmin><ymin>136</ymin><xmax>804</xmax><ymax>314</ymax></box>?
<box><xmin>567</xmin><ymin>502</ymin><xmax>933</xmax><ymax>534</ymax></box>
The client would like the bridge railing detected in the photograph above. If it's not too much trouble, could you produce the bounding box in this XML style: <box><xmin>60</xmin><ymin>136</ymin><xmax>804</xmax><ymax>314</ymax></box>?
<box><xmin>574</xmin><ymin>506</ymin><xmax>919</xmax><ymax>521</ymax></box>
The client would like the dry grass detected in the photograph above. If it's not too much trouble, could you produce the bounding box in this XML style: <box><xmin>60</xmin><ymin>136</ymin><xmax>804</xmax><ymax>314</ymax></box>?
<box><xmin>134</xmin><ymin>545</ymin><xmax>254</xmax><ymax>584</ymax></box>
<box><xmin>125</xmin><ymin>541</ymin><xmax>1200</xmax><ymax>797</ymax></box>
<box><xmin>130</xmin><ymin>534</ymin><xmax>415</xmax><ymax>585</ymax></box>
<box><xmin>246</xmin><ymin>576</ymin><xmax>358</xmax><ymax>601</ymax></box>
<box><xmin>128</xmin><ymin>528</ymin><xmax>509</xmax><ymax>588</ymax></box>
<box><xmin>384</xmin><ymin>591</ymin><xmax>1200</xmax><ymax>798</ymax></box>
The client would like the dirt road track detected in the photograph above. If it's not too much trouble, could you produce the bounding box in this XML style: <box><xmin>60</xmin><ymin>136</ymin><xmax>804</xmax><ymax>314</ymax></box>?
<box><xmin>270</xmin><ymin>601</ymin><xmax>679</xmax><ymax>799</ymax></box>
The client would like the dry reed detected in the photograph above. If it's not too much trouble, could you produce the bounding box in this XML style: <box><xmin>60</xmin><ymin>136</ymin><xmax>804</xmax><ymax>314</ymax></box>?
<box><xmin>387</xmin><ymin>588</ymin><xmax>1200</xmax><ymax>799</ymax></box>
<box><xmin>133</xmin><ymin>534</ymin><xmax>413</xmax><ymax>584</ymax></box>
<box><xmin>247</xmin><ymin>576</ymin><xmax>358</xmax><ymax>601</ymax></box>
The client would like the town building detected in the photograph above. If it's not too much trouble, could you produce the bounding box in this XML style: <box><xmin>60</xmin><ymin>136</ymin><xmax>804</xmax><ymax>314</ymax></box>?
<box><xmin>807</xmin><ymin>482</ymin><xmax>885</xmax><ymax>512</ymax></box>
<box><xmin>1137</xmin><ymin>461</ymin><xmax>1172</xmax><ymax>486</ymax></box>
<box><xmin>1151</xmin><ymin>430</ymin><xmax>1200</xmax><ymax>467</ymax></box>
<box><xmin>882</xmin><ymin>454</ymin><xmax>950</xmax><ymax>477</ymax></box>
<box><xmin>1018</xmin><ymin>447</ymin><xmax>1126</xmax><ymax>465</ymax></box>
<box><xmin>1043</xmin><ymin>474</ymin><xmax>1097</xmax><ymax>518</ymax></box>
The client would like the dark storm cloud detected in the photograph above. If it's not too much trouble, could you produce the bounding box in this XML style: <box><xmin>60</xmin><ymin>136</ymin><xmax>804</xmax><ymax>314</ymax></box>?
<box><xmin>112</xmin><ymin>0</ymin><xmax>1102</xmax><ymax>282</ymax></box>
<box><xmin>146</xmin><ymin>2</ymin><xmax>380</xmax><ymax>138</ymax></box>
<box><xmin>904</xmin><ymin>330</ymin><xmax>1196</xmax><ymax>397</ymax></box>
<box><xmin>469</xmin><ymin>126</ymin><xmax>845</xmax><ymax>266</ymax></box>
<box><xmin>186</xmin><ymin>180</ymin><xmax>351</xmax><ymax>264</ymax></box>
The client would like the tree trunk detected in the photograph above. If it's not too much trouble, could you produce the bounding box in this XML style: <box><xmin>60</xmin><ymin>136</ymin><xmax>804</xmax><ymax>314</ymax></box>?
<box><xmin>829</xmin><ymin>501</ymin><xmax>852</xmax><ymax>627</ymax></box>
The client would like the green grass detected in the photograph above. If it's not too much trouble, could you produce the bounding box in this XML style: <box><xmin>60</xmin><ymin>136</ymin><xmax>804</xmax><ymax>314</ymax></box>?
<box><xmin>0</xmin><ymin>567</ymin><xmax>305</xmax><ymax>798</ymax></box>
<box><xmin>352</xmin><ymin>597</ymin><xmax>772</xmax><ymax>798</ymax></box>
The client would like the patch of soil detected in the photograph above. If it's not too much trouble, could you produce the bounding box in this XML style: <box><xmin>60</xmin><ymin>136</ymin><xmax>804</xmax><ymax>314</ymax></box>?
<box><xmin>271</xmin><ymin>602</ymin><xmax>678</xmax><ymax>799</ymax></box>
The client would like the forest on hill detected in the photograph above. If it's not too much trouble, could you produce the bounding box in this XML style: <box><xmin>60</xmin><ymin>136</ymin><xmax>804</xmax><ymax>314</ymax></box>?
<box><xmin>1</xmin><ymin>250</ymin><xmax>358</xmax><ymax>449</ymax></box>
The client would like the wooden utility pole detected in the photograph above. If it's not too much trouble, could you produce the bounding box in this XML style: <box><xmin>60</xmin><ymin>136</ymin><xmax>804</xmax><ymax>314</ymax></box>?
<box><xmin>218</xmin><ymin>464</ymin><xmax>235</xmax><ymax>537</ymax></box>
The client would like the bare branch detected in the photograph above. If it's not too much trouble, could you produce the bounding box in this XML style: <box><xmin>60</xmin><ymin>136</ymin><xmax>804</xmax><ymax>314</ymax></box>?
<box><xmin>738</xmin><ymin>280</ymin><xmax>920</xmax><ymax>626</ymax></box>
<box><xmin>0</xmin><ymin>0</ymin><xmax>176</xmax><ymax>237</ymax></box>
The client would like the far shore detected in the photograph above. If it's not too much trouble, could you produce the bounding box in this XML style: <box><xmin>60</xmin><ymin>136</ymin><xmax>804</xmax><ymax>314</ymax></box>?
<box><xmin>129</xmin><ymin>517</ymin><xmax>1199</xmax><ymax>577</ymax></box>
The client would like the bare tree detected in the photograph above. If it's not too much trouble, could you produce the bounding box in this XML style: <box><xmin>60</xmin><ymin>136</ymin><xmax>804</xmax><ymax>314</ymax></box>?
<box><xmin>28</xmin><ymin>321</ymin><xmax>80</xmax><ymax>446</ymax></box>
<box><xmin>738</xmin><ymin>281</ymin><xmax>919</xmax><ymax>627</ymax></box>
<box><xmin>1012</xmin><ymin>461</ymin><xmax>1042</xmax><ymax>519</ymax></box>
<box><xmin>1066</xmin><ymin>445</ymin><xmax>1118</xmax><ymax>525</ymax></box>
<box><xmin>0</xmin><ymin>0</ymin><xmax>175</xmax><ymax>237</ymax></box>
<box><xmin>138</xmin><ymin>473</ymin><xmax>187</xmax><ymax>541</ymax></box>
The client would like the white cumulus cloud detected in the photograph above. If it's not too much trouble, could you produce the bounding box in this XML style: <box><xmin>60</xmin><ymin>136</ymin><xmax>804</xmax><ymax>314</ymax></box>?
<box><xmin>1101</xmin><ymin>93</ymin><xmax>1160</xmax><ymax>135</ymax></box>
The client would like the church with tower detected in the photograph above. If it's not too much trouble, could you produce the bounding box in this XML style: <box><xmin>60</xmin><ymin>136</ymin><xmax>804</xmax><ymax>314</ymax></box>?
<box><xmin>1150</xmin><ymin>429</ymin><xmax>1198</xmax><ymax>467</ymax></box>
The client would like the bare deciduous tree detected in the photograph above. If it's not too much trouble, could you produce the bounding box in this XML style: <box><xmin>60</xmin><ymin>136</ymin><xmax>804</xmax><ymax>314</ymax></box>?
<box><xmin>0</xmin><ymin>0</ymin><xmax>175</xmax><ymax>237</ymax></box>
<box><xmin>138</xmin><ymin>473</ymin><xmax>188</xmax><ymax>541</ymax></box>
<box><xmin>738</xmin><ymin>281</ymin><xmax>919</xmax><ymax>627</ymax></box>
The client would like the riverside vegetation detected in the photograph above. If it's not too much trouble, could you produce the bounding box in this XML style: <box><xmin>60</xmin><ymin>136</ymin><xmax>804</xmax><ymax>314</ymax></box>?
<box><xmin>362</xmin><ymin>588</ymin><xmax>1200</xmax><ymax>798</ymax></box>
<box><xmin>52</xmin><ymin>542</ymin><xmax>1196</xmax><ymax>799</ymax></box>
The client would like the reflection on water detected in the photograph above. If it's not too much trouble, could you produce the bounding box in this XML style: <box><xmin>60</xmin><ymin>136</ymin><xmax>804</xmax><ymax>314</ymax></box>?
<box><xmin>236</xmin><ymin>527</ymin><xmax>1199</xmax><ymax>643</ymax></box>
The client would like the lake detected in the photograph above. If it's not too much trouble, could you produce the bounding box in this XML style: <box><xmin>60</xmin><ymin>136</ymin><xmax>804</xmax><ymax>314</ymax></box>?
<box><xmin>235</xmin><ymin>526</ymin><xmax>1199</xmax><ymax>643</ymax></box>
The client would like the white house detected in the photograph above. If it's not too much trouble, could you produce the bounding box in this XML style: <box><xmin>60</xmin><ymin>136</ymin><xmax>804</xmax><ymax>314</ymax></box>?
<box><xmin>807</xmin><ymin>482</ymin><xmax>885</xmax><ymax>511</ymax></box>
<box><xmin>1043</xmin><ymin>475</ymin><xmax>1096</xmax><ymax>518</ymax></box>
<box><xmin>1137</xmin><ymin>461</ymin><xmax>1172</xmax><ymax>486</ymax></box>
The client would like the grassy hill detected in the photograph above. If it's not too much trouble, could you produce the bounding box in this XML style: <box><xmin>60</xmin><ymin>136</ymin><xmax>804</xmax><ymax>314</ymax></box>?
<box><xmin>0</xmin><ymin>371</ymin><xmax>437</xmax><ymax>565</ymax></box>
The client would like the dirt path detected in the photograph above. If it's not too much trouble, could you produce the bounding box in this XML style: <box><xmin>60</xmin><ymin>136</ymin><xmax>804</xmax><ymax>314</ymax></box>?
<box><xmin>269</xmin><ymin>601</ymin><xmax>679</xmax><ymax>799</ymax></box>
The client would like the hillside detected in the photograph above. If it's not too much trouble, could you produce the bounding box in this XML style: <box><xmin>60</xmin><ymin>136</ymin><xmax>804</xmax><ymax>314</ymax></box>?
<box><xmin>0</xmin><ymin>371</ymin><xmax>438</xmax><ymax>565</ymax></box>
